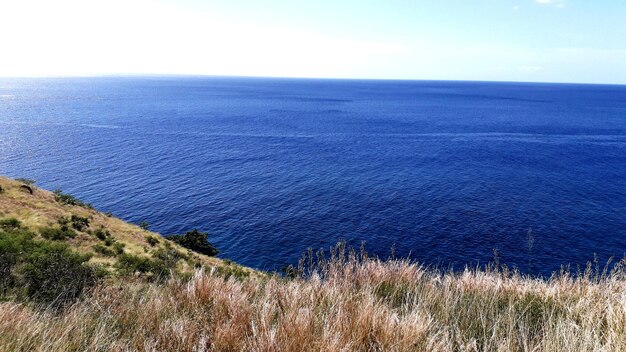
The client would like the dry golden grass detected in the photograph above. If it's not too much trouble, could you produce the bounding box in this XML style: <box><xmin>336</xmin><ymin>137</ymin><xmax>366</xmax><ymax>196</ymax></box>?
<box><xmin>1</xmin><ymin>246</ymin><xmax>624</xmax><ymax>352</ymax></box>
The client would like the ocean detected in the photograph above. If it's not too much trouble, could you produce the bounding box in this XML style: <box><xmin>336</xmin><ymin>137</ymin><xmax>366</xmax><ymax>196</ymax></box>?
<box><xmin>1</xmin><ymin>76</ymin><xmax>625</xmax><ymax>275</ymax></box>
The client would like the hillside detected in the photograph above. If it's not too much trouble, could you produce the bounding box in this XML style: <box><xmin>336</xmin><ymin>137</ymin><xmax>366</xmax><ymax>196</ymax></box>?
<box><xmin>0</xmin><ymin>176</ymin><xmax>251</xmax><ymax>276</ymax></box>
<box><xmin>1</xmin><ymin>176</ymin><xmax>625</xmax><ymax>351</ymax></box>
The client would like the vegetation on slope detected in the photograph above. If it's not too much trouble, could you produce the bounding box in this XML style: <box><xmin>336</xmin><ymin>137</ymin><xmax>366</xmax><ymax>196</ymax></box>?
<box><xmin>1</xmin><ymin>176</ymin><xmax>625</xmax><ymax>351</ymax></box>
<box><xmin>0</xmin><ymin>176</ymin><xmax>253</xmax><ymax>305</ymax></box>
<box><xmin>0</xmin><ymin>245</ymin><xmax>625</xmax><ymax>351</ymax></box>
<box><xmin>0</xmin><ymin>221</ymin><xmax>101</xmax><ymax>307</ymax></box>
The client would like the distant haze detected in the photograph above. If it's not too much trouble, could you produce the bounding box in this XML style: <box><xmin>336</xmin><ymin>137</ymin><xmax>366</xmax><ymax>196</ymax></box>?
<box><xmin>1</xmin><ymin>0</ymin><xmax>625</xmax><ymax>84</ymax></box>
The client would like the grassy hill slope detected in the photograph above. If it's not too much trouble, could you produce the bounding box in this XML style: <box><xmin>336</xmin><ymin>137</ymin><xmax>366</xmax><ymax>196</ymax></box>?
<box><xmin>1</xmin><ymin>176</ymin><xmax>624</xmax><ymax>351</ymax></box>
<box><xmin>0</xmin><ymin>176</ymin><xmax>250</xmax><ymax>275</ymax></box>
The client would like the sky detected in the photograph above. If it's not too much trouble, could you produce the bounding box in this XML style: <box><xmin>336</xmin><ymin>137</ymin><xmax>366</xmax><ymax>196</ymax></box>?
<box><xmin>0</xmin><ymin>0</ymin><xmax>625</xmax><ymax>84</ymax></box>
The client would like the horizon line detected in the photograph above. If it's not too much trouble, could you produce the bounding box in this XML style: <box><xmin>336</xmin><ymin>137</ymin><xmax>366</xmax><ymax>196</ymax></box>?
<box><xmin>1</xmin><ymin>73</ymin><xmax>625</xmax><ymax>87</ymax></box>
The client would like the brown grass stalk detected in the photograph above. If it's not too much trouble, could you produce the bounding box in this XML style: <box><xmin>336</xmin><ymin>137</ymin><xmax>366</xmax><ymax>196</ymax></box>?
<box><xmin>1</xmin><ymin>249</ymin><xmax>624</xmax><ymax>351</ymax></box>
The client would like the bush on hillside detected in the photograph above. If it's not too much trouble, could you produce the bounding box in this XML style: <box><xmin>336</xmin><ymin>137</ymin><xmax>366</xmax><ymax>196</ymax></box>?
<box><xmin>115</xmin><ymin>254</ymin><xmax>170</xmax><ymax>279</ymax></box>
<box><xmin>93</xmin><ymin>227</ymin><xmax>110</xmax><ymax>241</ymax></box>
<box><xmin>40</xmin><ymin>226</ymin><xmax>77</xmax><ymax>241</ymax></box>
<box><xmin>92</xmin><ymin>227</ymin><xmax>120</xmax><ymax>249</ymax></box>
<box><xmin>53</xmin><ymin>189</ymin><xmax>92</xmax><ymax>208</ymax></box>
<box><xmin>20</xmin><ymin>242</ymin><xmax>99</xmax><ymax>307</ymax></box>
<box><xmin>112</xmin><ymin>242</ymin><xmax>125</xmax><ymax>255</ymax></box>
<box><xmin>53</xmin><ymin>189</ymin><xmax>80</xmax><ymax>206</ymax></box>
<box><xmin>115</xmin><ymin>246</ymin><xmax>186</xmax><ymax>279</ymax></box>
<box><xmin>168</xmin><ymin>229</ymin><xmax>218</xmax><ymax>256</ymax></box>
<box><xmin>0</xmin><ymin>229</ymin><xmax>36</xmax><ymax>295</ymax></box>
<box><xmin>15</xmin><ymin>178</ymin><xmax>36</xmax><ymax>186</ymax></box>
<box><xmin>58</xmin><ymin>215</ymin><xmax>90</xmax><ymax>232</ymax></box>
<box><xmin>70</xmin><ymin>215</ymin><xmax>90</xmax><ymax>231</ymax></box>
<box><xmin>146</xmin><ymin>235</ymin><xmax>159</xmax><ymax>246</ymax></box>
<box><xmin>93</xmin><ymin>243</ymin><xmax>116</xmax><ymax>257</ymax></box>
<box><xmin>0</xmin><ymin>223</ymin><xmax>101</xmax><ymax>307</ymax></box>
<box><xmin>153</xmin><ymin>246</ymin><xmax>187</xmax><ymax>268</ymax></box>
<box><xmin>139</xmin><ymin>221</ymin><xmax>150</xmax><ymax>230</ymax></box>
<box><xmin>0</xmin><ymin>218</ymin><xmax>22</xmax><ymax>231</ymax></box>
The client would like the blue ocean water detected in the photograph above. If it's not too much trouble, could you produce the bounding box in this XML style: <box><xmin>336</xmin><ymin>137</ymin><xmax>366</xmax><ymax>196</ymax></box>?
<box><xmin>1</xmin><ymin>76</ymin><xmax>625</xmax><ymax>275</ymax></box>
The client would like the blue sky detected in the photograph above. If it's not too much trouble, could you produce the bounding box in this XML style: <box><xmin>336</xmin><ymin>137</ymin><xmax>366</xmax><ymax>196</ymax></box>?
<box><xmin>1</xmin><ymin>0</ymin><xmax>625</xmax><ymax>83</ymax></box>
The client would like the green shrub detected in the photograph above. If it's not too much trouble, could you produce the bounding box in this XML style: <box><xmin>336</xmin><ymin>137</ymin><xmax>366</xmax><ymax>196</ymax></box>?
<box><xmin>93</xmin><ymin>244</ymin><xmax>115</xmax><ymax>257</ymax></box>
<box><xmin>58</xmin><ymin>217</ymin><xmax>69</xmax><ymax>226</ymax></box>
<box><xmin>0</xmin><ymin>229</ymin><xmax>36</xmax><ymax>295</ymax></box>
<box><xmin>112</xmin><ymin>242</ymin><xmax>125</xmax><ymax>255</ymax></box>
<box><xmin>20</xmin><ymin>242</ymin><xmax>99</xmax><ymax>307</ymax></box>
<box><xmin>0</xmin><ymin>218</ymin><xmax>22</xmax><ymax>231</ymax></box>
<box><xmin>40</xmin><ymin>226</ymin><xmax>76</xmax><ymax>241</ymax></box>
<box><xmin>15</xmin><ymin>178</ymin><xmax>36</xmax><ymax>186</ymax></box>
<box><xmin>152</xmin><ymin>247</ymin><xmax>187</xmax><ymax>268</ymax></box>
<box><xmin>57</xmin><ymin>215</ymin><xmax>90</xmax><ymax>232</ymax></box>
<box><xmin>146</xmin><ymin>235</ymin><xmax>159</xmax><ymax>246</ymax></box>
<box><xmin>168</xmin><ymin>229</ymin><xmax>218</xmax><ymax>256</ymax></box>
<box><xmin>0</xmin><ymin>228</ymin><xmax>101</xmax><ymax>307</ymax></box>
<box><xmin>93</xmin><ymin>227</ymin><xmax>110</xmax><ymax>241</ymax></box>
<box><xmin>53</xmin><ymin>189</ymin><xmax>89</xmax><ymax>207</ymax></box>
<box><xmin>115</xmin><ymin>247</ymin><xmax>185</xmax><ymax>279</ymax></box>
<box><xmin>139</xmin><ymin>221</ymin><xmax>150</xmax><ymax>230</ymax></box>
<box><xmin>53</xmin><ymin>189</ymin><xmax>78</xmax><ymax>205</ymax></box>
<box><xmin>92</xmin><ymin>227</ymin><xmax>118</xmax><ymax>247</ymax></box>
<box><xmin>115</xmin><ymin>254</ymin><xmax>170</xmax><ymax>279</ymax></box>
<box><xmin>69</xmin><ymin>215</ymin><xmax>90</xmax><ymax>231</ymax></box>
